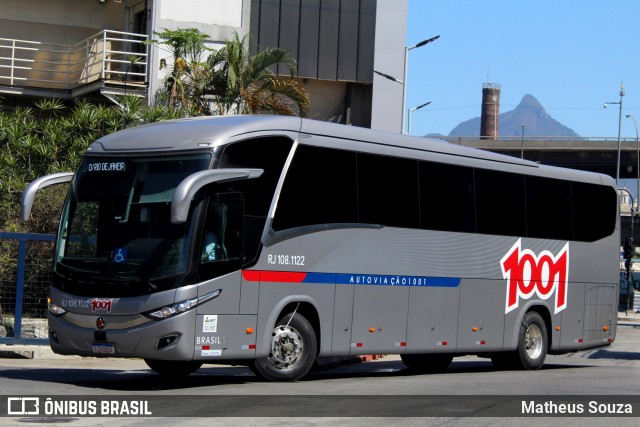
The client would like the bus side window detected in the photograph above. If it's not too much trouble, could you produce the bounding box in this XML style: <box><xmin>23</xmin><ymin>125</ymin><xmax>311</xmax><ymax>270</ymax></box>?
<box><xmin>202</xmin><ymin>231</ymin><xmax>219</xmax><ymax>262</ymax></box>
<box><xmin>200</xmin><ymin>197</ymin><xmax>242</xmax><ymax>264</ymax></box>
<box><xmin>201</xmin><ymin>202</ymin><xmax>226</xmax><ymax>263</ymax></box>
<box><xmin>197</xmin><ymin>196</ymin><xmax>244</xmax><ymax>282</ymax></box>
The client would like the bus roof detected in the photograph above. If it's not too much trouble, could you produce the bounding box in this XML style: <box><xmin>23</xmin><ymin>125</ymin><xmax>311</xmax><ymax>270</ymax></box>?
<box><xmin>89</xmin><ymin>115</ymin><xmax>531</xmax><ymax>167</ymax></box>
<box><xmin>87</xmin><ymin>115</ymin><xmax>614</xmax><ymax>186</ymax></box>
<box><xmin>88</xmin><ymin>115</ymin><xmax>302</xmax><ymax>153</ymax></box>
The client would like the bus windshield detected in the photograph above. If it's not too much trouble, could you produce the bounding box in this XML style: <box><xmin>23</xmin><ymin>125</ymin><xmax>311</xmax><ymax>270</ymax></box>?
<box><xmin>54</xmin><ymin>154</ymin><xmax>211</xmax><ymax>296</ymax></box>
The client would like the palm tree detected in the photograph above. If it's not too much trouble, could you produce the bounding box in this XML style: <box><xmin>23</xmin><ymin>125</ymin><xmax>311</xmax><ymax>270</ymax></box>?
<box><xmin>209</xmin><ymin>32</ymin><xmax>309</xmax><ymax>117</ymax></box>
<box><xmin>149</xmin><ymin>28</ymin><xmax>211</xmax><ymax>115</ymax></box>
<box><xmin>240</xmin><ymin>77</ymin><xmax>310</xmax><ymax>117</ymax></box>
<box><xmin>149</xmin><ymin>29</ymin><xmax>309</xmax><ymax>117</ymax></box>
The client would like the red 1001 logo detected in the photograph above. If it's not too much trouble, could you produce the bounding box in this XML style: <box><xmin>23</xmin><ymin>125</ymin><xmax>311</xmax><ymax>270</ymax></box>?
<box><xmin>90</xmin><ymin>298</ymin><xmax>113</xmax><ymax>312</ymax></box>
<box><xmin>500</xmin><ymin>239</ymin><xmax>569</xmax><ymax>315</ymax></box>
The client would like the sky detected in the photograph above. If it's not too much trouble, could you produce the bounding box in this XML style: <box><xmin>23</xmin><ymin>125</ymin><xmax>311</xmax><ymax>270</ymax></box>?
<box><xmin>405</xmin><ymin>0</ymin><xmax>640</xmax><ymax>139</ymax></box>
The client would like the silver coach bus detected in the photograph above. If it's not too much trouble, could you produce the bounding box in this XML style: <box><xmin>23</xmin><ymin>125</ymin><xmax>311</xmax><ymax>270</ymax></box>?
<box><xmin>21</xmin><ymin>115</ymin><xmax>619</xmax><ymax>381</ymax></box>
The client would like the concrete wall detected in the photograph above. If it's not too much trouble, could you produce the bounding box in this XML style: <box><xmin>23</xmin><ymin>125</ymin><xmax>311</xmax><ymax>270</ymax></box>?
<box><xmin>2</xmin><ymin>0</ymin><xmax>407</xmax><ymax>129</ymax></box>
<box><xmin>0</xmin><ymin>0</ymin><xmax>125</xmax><ymax>43</ymax></box>
<box><xmin>370</xmin><ymin>0</ymin><xmax>407</xmax><ymax>133</ymax></box>
<box><xmin>153</xmin><ymin>0</ymin><xmax>250</xmax><ymax>40</ymax></box>
<box><xmin>148</xmin><ymin>0</ymin><xmax>252</xmax><ymax>102</ymax></box>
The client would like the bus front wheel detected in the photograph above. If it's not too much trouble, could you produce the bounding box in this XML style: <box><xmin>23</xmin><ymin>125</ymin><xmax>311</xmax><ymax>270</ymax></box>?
<box><xmin>251</xmin><ymin>312</ymin><xmax>317</xmax><ymax>382</ymax></box>
<box><xmin>145</xmin><ymin>359</ymin><xmax>202</xmax><ymax>376</ymax></box>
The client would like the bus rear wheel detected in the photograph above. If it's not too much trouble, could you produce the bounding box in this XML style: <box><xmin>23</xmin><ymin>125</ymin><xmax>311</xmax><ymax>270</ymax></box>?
<box><xmin>492</xmin><ymin>311</ymin><xmax>548</xmax><ymax>370</ymax></box>
<box><xmin>251</xmin><ymin>312</ymin><xmax>317</xmax><ymax>382</ymax></box>
<box><xmin>145</xmin><ymin>359</ymin><xmax>202</xmax><ymax>376</ymax></box>
<box><xmin>400</xmin><ymin>353</ymin><xmax>453</xmax><ymax>372</ymax></box>
<box><xmin>517</xmin><ymin>311</ymin><xmax>548</xmax><ymax>370</ymax></box>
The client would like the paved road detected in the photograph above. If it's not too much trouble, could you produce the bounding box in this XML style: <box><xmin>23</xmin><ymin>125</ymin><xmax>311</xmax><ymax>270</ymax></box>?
<box><xmin>0</xmin><ymin>317</ymin><xmax>638</xmax><ymax>425</ymax></box>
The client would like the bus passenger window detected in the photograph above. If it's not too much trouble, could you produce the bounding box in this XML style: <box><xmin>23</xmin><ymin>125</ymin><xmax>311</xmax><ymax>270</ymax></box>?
<box><xmin>273</xmin><ymin>145</ymin><xmax>358</xmax><ymax>230</ymax></box>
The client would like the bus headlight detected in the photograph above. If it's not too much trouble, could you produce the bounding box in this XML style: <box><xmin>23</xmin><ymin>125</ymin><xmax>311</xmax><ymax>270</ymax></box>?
<box><xmin>48</xmin><ymin>298</ymin><xmax>67</xmax><ymax>316</ymax></box>
<box><xmin>144</xmin><ymin>289</ymin><xmax>222</xmax><ymax>320</ymax></box>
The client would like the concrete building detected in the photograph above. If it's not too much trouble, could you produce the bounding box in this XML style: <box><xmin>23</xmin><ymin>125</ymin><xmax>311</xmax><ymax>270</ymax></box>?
<box><xmin>0</xmin><ymin>0</ymin><xmax>407</xmax><ymax>132</ymax></box>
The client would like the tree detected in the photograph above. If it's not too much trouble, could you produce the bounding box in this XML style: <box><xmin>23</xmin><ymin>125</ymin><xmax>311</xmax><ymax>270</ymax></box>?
<box><xmin>0</xmin><ymin>96</ymin><xmax>186</xmax><ymax>234</ymax></box>
<box><xmin>209</xmin><ymin>32</ymin><xmax>309</xmax><ymax>117</ymax></box>
<box><xmin>149</xmin><ymin>29</ymin><xmax>310</xmax><ymax>117</ymax></box>
<box><xmin>0</xmin><ymin>96</ymin><xmax>189</xmax><ymax>319</ymax></box>
<box><xmin>149</xmin><ymin>28</ymin><xmax>211</xmax><ymax>115</ymax></box>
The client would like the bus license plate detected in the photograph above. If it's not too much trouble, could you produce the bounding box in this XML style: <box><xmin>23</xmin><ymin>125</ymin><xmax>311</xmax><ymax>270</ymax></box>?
<box><xmin>92</xmin><ymin>343</ymin><xmax>115</xmax><ymax>354</ymax></box>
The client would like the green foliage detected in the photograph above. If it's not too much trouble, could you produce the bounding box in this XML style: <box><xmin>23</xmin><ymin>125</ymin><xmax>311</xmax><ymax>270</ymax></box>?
<box><xmin>0</xmin><ymin>97</ymin><xmax>187</xmax><ymax>235</ymax></box>
<box><xmin>150</xmin><ymin>28</ymin><xmax>211</xmax><ymax>65</ymax></box>
<box><xmin>211</xmin><ymin>32</ymin><xmax>309</xmax><ymax>117</ymax></box>
<box><xmin>149</xmin><ymin>29</ymin><xmax>310</xmax><ymax>117</ymax></box>
<box><xmin>1</xmin><ymin>30</ymin><xmax>311</xmax><ymax>234</ymax></box>
<box><xmin>149</xmin><ymin>27</ymin><xmax>212</xmax><ymax>114</ymax></box>
<box><xmin>0</xmin><ymin>43</ymin><xmax>195</xmax><ymax>318</ymax></box>
<box><xmin>0</xmin><ymin>96</ymin><xmax>191</xmax><ymax>320</ymax></box>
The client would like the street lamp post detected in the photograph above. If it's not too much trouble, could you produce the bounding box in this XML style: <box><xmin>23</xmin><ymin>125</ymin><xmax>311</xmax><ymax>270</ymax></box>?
<box><xmin>626</xmin><ymin>114</ymin><xmax>639</xmax><ymax>210</ymax></box>
<box><xmin>401</xmin><ymin>35</ymin><xmax>440</xmax><ymax>134</ymax></box>
<box><xmin>373</xmin><ymin>70</ymin><xmax>403</xmax><ymax>85</ymax></box>
<box><xmin>604</xmin><ymin>83</ymin><xmax>625</xmax><ymax>185</ymax></box>
<box><xmin>407</xmin><ymin>101</ymin><xmax>431</xmax><ymax>135</ymax></box>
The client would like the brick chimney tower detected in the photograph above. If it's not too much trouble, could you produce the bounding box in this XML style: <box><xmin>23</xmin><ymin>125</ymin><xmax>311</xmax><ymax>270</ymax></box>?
<box><xmin>481</xmin><ymin>82</ymin><xmax>501</xmax><ymax>139</ymax></box>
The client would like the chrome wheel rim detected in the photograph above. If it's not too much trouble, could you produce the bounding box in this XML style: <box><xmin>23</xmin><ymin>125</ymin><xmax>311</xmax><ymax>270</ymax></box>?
<box><xmin>525</xmin><ymin>323</ymin><xmax>543</xmax><ymax>359</ymax></box>
<box><xmin>268</xmin><ymin>325</ymin><xmax>303</xmax><ymax>370</ymax></box>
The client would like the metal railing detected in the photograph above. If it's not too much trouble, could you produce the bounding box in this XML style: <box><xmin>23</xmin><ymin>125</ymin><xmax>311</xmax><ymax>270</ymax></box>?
<box><xmin>0</xmin><ymin>232</ymin><xmax>55</xmax><ymax>345</ymax></box>
<box><xmin>0</xmin><ymin>30</ymin><xmax>148</xmax><ymax>92</ymax></box>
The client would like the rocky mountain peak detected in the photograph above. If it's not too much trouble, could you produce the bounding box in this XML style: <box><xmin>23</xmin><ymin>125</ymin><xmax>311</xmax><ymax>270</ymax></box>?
<box><xmin>448</xmin><ymin>94</ymin><xmax>578</xmax><ymax>137</ymax></box>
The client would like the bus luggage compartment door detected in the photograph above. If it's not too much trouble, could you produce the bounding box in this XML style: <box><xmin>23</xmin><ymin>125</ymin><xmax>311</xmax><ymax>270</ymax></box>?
<box><xmin>456</xmin><ymin>278</ymin><xmax>504</xmax><ymax>352</ymax></box>
<box><xmin>406</xmin><ymin>286</ymin><xmax>460</xmax><ymax>353</ymax></box>
<box><xmin>350</xmin><ymin>285</ymin><xmax>409</xmax><ymax>355</ymax></box>
<box><xmin>331</xmin><ymin>281</ymin><xmax>354</xmax><ymax>354</ymax></box>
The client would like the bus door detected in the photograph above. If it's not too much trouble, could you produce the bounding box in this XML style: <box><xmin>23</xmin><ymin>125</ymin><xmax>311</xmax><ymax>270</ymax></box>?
<box><xmin>195</xmin><ymin>193</ymin><xmax>251</xmax><ymax>356</ymax></box>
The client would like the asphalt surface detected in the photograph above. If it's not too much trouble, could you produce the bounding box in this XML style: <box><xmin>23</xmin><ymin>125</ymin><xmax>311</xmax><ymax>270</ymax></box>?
<box><xmin>1</xmin><ymin>310</ymin><xmax>638</xmax><ymax>361</ymax></box>
<box><xmin>0</xmin><ymin>312</ymin><xmax>638</xmax><ymax>425</ymax></box>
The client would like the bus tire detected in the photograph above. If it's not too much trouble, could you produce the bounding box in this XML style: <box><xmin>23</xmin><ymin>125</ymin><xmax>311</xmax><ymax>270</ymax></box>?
<box><xmin>144</xmin><ymin>359</ymin><xmax>203</xmax><ymax>376</ymax></box>
<box><xmin>516</xmin><ymin>311</ymin><xmax>548</xmax><ymax>370</ymax></box>
<box><xmin>400</xmin><ymin>353</ymin><xmax>453</xmax><ymax>372</ymax></box>
<box><xmin>251</xmin><ymin>312</ymin><xmax>317</xmax><ymax>382</ymax></box>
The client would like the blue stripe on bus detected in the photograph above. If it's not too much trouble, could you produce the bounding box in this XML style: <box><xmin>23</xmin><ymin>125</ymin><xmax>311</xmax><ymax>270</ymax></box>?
<box><xmin>244</xmin><ymin>271</ymin><xmax>461</xmax><ymax>288</ymax></box>
<box><xmin>335</xmin><ymin>273</ymin><xmax>460</xmax><ymax>287</ymax></box>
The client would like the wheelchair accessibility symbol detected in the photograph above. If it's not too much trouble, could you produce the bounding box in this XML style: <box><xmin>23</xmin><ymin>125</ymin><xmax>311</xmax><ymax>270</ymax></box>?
<box><xmin>113</xmin><ymin>248</ymin><xmax>128</xmax><ymax>263</ymax></box>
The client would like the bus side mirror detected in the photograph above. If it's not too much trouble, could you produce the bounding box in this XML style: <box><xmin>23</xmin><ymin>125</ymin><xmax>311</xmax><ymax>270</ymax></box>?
<box><xmin>20</xmin><ymin>172</ymin><xmax>74</xmax><ymax>221</ymax></box>
<box><xmin>171</xmin><ymin>168</ymin><xmax>263</xmax><ymax>224</ymax></box>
